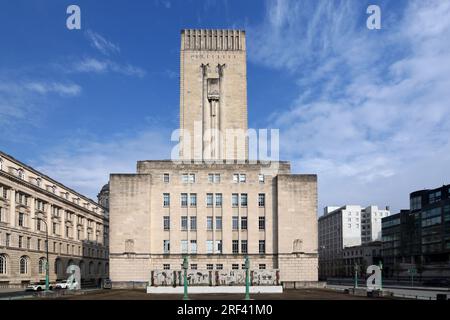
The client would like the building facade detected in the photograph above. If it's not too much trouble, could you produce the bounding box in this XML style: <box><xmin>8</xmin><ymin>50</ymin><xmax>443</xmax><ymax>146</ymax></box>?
<box><xmin>318</xmin><ymin>205</ymin><xmax>390</xmax><ymax>279</ymax></box>
<box><xmin>0</xmin><ymin>151</ymin><xmax>109</xmax><ymax>288</ymax></box>
<box><xmin>342</xmin><ymin>241</ymin><xmax>382</xmax><ymax>277</ymax></box>
<box><xmin>109</xmin><ymin>29</ymin><xmax>319</xmax><ymax>288</ymax></box>
<box><xmin>382</xmin><ymin>185</ymin><xmax>450</xmax><ymax>278</ymax></box>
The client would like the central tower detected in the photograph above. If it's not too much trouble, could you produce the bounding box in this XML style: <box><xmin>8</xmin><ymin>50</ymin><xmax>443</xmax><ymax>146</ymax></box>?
<box><xmin>179</xmin><ymin>29</ymin><xmax>248</xmax><ymax>161</ymax></box>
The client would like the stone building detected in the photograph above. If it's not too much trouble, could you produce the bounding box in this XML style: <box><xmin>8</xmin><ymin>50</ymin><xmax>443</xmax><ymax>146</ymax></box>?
<box><xmin>318</xmin><ymin>205</ymin><xmax>390</xmax><ymax>279</ymax></box>
<box><xmin>109</xmin><ymin>29</ymin><xmax>318</xmax><ymax>288</ymax></box>
<box><xmin>0</xmin><ymin>151</ymin><xmax>109</xmax><ymax>288</ymax></box>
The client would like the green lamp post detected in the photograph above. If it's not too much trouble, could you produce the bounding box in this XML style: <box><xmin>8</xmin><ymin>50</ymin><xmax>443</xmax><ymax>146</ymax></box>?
<box><xmin>244</xmin><ymin>255</ymin><xmax>250</xmax><ymax>300</ymax></box>
<box><xmin>354</xmin><ymin>263</ymin><xmax>359</xmax><ymax>289</ymax></box>
<box><xmin>182</xmin><ymin>255</ymin><xmax>189</xmax><ymax>300</ymax></box>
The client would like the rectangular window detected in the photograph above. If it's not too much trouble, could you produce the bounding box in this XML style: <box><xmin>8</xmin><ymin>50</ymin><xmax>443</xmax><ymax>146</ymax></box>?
<box><xmin>181</xmin><ymin>193</ymin><xmax>188</xmax><ymax>207</ymax></box>
<box><xmin>215</xmin><ymin>193</ymin><xmax>222</xmax><ymax>207</ymax></box>
<box><xmin>232</xmin><ymin>194</ymin><xmax>239</xmax><ymax>207</ymax></box>
<box><xmin>207</xmin><ymin>216</ymin><xmax>213</xmax><ymax>230</ymax></box>
<box><xmin>38</xmin><ymin>239</ymin><xmax>41</xmax><ymax>251</ymax></box>
<box><xmin>26</xmin><ymin>237</ymin><xmax>31</xmax><ymax>249</ymax></box>
<box><xmin>181</xmin><ymin>216</ymin><xmax>188</xmax><ymax>231</ymax></box>
<box><xmin>190</xmin><ymin>193</ymin><xmax>197</xmax><ymax>207</ymax></box>
<box><xmin>163</xmin><ymin>240</ymin><xmax>170</xmax><ymax>254</ymax></box>
<box><xmin>259</xmin><ymin>216</ymin><xmax>265</xmax><ymax>230</ymax></box>
<box><xmin>259</xmin><ymin>240</ymin><xmax>266</xmax><ymax>254</ymax></box>
<box><xmin>208</xmin><ymin>174</ymin><xmax>214</xmax><ymax>183</ymax></box>
<box><xmin>189</xmin><ymin>174</ymin><xmax>195</xmax><ymax>183</ymax></box>
<box><xmin>232</xmin><ymin>216</ymin><xmax>239</xmax><ymax>230</ymax></box>
<box><xmin>258</xmin><ymin>193</ymin><xmax>265</xmax><ymax>207</ymax></box>
<box><xmin>6</xmin><ymin>233</ymin><xmax>11</xmax><ymax>247</ymax></box>
<box><xmin>206</xmin><ymin>240</ymin><xmax>214</xmax><ymax>254</ymax></box>
<box><xmin>163</xmin><ymin>216</ymin><xmax>170</xmax><ymax>231</ymax></box>
<box><xmin>216</xmin><ymin>264</ymin><xmax>223</xmax><ymax>270</ymax></box>
<box><xmin>52</xmin><ymin>222</ymin><xmax>57</xmax><ymax>235</ymax></box>
<box><xmin>232</xmin><ymin>240</ymin><xmax>239</xmax><ymax>254</ymax></box>
<box><xmin>214</xmin><ymin>174</ymin><xmax>220</xmax><ymax>183</ymax></box>
<box><xmin>18</xmin><ymin>236</ymin><xmax>23</xmax><ymax>248</ymax></box>
<box><xmin>163</xmin><ymin>193</ymin><xmax>170</xmax><ymax>207</ymax></box>
<box><xmin>66</xmin><ymin>226</ymin><xmax>70</xmax><ymax>238</ymax></box>
<box><xmin>163</xmin><ymin>173</ymin><xmax>170</xmax><ymax>183</ymax></box>
<box><xmin>241</xmin><ymin>216</ymin><xmax>248</xmax><ymax>230</ymax></box>
<box><xmin>207</xmin><ymin>264</ymin><xmax>214</xmax><ymax>270</ymax></box>
<box><xmin>190</xmin><ymin>264</ymin><xmax>198</xmax><ymax>270</ymax></box>
<box><xmin>206</xmin><ymin>193</ymin><xmax>213</xmax><ymax>207</ymax></box>
<box><xmin>232</xmin><ymin>264</ymin><xmax>239</xmax><ymax>270</ymax></box>
<box><xmin>216</xmin><ymin>216</ymin><xmax>222</xmax><ymax>230</ymax></box>
<box><xmin>410</xmin><ymin>196</ymin><xmax>421</xmax><ymax>210</ymax></box>
<box><xmin>241</xmin><ymin>193</ymin><xmax>248</xmax><ymax>207</ymax></box>
<box><xmin>258</xmin><ymin>174</ymin><xmax>265</xmax><ymax>183</ymax></box>
<box><xmin>239</xmin><ymin>174</ymin><xmax>246</xmax><ymax>183</ymax></box>
<box><xmin>190</xmin><ymin>216</ymin><xmax>197</xmax><ymax>230</ymax></box>
<box><xmin>181</xmin><ymin>240</ymin><xmax>188</xmax><ymax>254</ymax></box>
<box><xmin>259</xmin><ymin>264</ymin><xmax>266</xmax><ymax>270</ymax></box>
<box><xmin>163</xmin><ymin>264</ymin><xmax>170</xmax><ymax>270</ymax></box>
<box><xmin>182</xmin><ymin>174</ymin><xmax>189</xmax><ymax>183</ymax></box>
<box><xmin>233</xmin><ymin>174</ymin><xmax>239</xmax><ymax>183</ymax></box>
<box><xmin>241</xmin><ymin>240</ymin><xmax>248</xmax><ymax>254</ymax></box>
<box><xmin>18</xmin><ymin>212</ymin><xmax>25</xmax><ymax>227</ymax></box>
<box><xmin>215</xmin><ymin>240</ymin><xmax>222</xmax><ymax>254</ymax></box>
<box><xmin>190</xmin><ymin>240</ymin><xmax>197</xmax><ymax>254</ymax></box>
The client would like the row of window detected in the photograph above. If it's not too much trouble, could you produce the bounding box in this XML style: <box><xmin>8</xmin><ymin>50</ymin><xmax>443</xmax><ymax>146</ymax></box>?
<box><xmin>0</xmin><ymin>176</ymin><xmax>102</xmax><ymax>215</ymax></box>
<box><xmin>0</xmin><ymin>233</ymin><xmax>105</xmax><ymax>258</ymax></box>
<box><xmin>162</xmin><ymin>239</ymin><xmax>266</xmax><ymax>254</ymax></box>
<box><xmin>162</xmin><ymin>263</ymin><xmax>267</xmax><ymax>270</ymax></box>
<box><xmin>162</xmin><ymin>173</ymin><xmax>266</xmax><ymax>184</ymax></box>
<box><xmin>0</xmin><ymin>255</ymin><xmax>106</xmax><ymax>275</ymax></box>
<box><xmin>163</xmin><ymin>216</ymin><xmax>266</xmax><ymax>231</ymax></box>
<box><xmin>163</xmin><ymin>193</ymin><xmax>266</xmax><ymax>207</ymax></box>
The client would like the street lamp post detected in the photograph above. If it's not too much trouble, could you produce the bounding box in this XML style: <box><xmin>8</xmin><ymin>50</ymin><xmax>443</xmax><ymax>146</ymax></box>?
<box><xmin>244</xmin><ymin>255</ymin><xmax>250</xmax><ymax>300</ymax></box>
<box><xmin>33</xmin><ymin>217</ymin><xmax>50</xmax><ymax>292</ymax></box>
<box><xmin>182</xmin><ymin>255</ymin><xmax>188</xmax><ymax>300</ymax></box>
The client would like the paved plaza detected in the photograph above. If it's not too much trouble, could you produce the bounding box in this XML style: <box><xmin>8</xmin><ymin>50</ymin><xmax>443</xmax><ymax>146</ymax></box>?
<box><xmin>27</xmin><ymin>288</ymin><xmax>397</xmax><ymax>300</ymax></box>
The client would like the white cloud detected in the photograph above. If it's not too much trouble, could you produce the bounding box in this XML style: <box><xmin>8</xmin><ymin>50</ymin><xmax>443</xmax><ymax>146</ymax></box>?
<box><xmin>249</xmin><ymin>0</ymin><xmax>450</xmax><ymax>214</ymax></box>
<box><xmin>0</xmin><ymin>79</ymin><xmax>81</xmax><ymax>128</ymax></box>
<box><xmin>72</xmin><ymin>57</ymin><xmax>146</xmax><ymax>78</ymax></box>
<box><xmin>85</xmin><ymin>30</ymin><xmax>121</xmax><ymax>56</ymax></box>
<box><xmin>34</xmin><ymin>128</ymin><xmax>174</xmax><ymax>199</ymax></box>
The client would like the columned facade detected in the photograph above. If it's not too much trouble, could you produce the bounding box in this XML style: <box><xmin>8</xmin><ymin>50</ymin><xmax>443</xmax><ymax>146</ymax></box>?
<box><xmin>0</xmin><ymin>151</ymin><xmax>109</xmax><ymax>288</ymax></box>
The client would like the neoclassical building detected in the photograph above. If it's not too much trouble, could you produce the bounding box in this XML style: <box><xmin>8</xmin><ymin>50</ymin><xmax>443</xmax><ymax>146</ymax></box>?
<box><xmin>0</xmin><ymin>151</ymin><xmax>109</xmax><ymax>288</ymax></box>
<box><xmin>109</xmin><ymin>29</ymin><xmax>318</xmax><ymax>288</ymax></box>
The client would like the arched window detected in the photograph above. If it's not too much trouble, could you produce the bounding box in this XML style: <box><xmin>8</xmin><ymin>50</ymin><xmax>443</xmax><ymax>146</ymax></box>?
<box><xmin>0</xmin><ymin>255</ymin><xmax>7</xmax><ymax>274</ymax></box>
<box><xmin>89</xmin><ymin>262</ymin><xmax>94</xmax><ymax>275</ymax></box>
<box><xmin>97</xmin><ymin>262</ymin><xmax>102</xmax><ymax>275</ymax></box>
<box><xmin>19</xmin><ymin>256</ymin><xmax>29</xmax><ymax>274</ymax></box>
<box><xmin>38</xmin><ymin>257</ymin><xmax>47</xmax><ymax>274</ymax></box>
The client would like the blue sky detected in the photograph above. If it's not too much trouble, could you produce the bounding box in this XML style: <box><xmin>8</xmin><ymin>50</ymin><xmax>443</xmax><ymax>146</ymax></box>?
<box><xmin>1</xmin><ymin>0</ymin><xmax>449</xmax><ymax>214</ymax></box>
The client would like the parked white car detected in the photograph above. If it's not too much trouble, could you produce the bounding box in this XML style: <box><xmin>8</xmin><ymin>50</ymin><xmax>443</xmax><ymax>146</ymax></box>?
<box><xmin>55</xmin><ymin>279</ymin><xmax>79</xmax><ymax>290</ymax></box>
<box><xmin>25</xmin><ymin>281</ymin><xmax>53</xmax><ymax>291</ymax></box>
